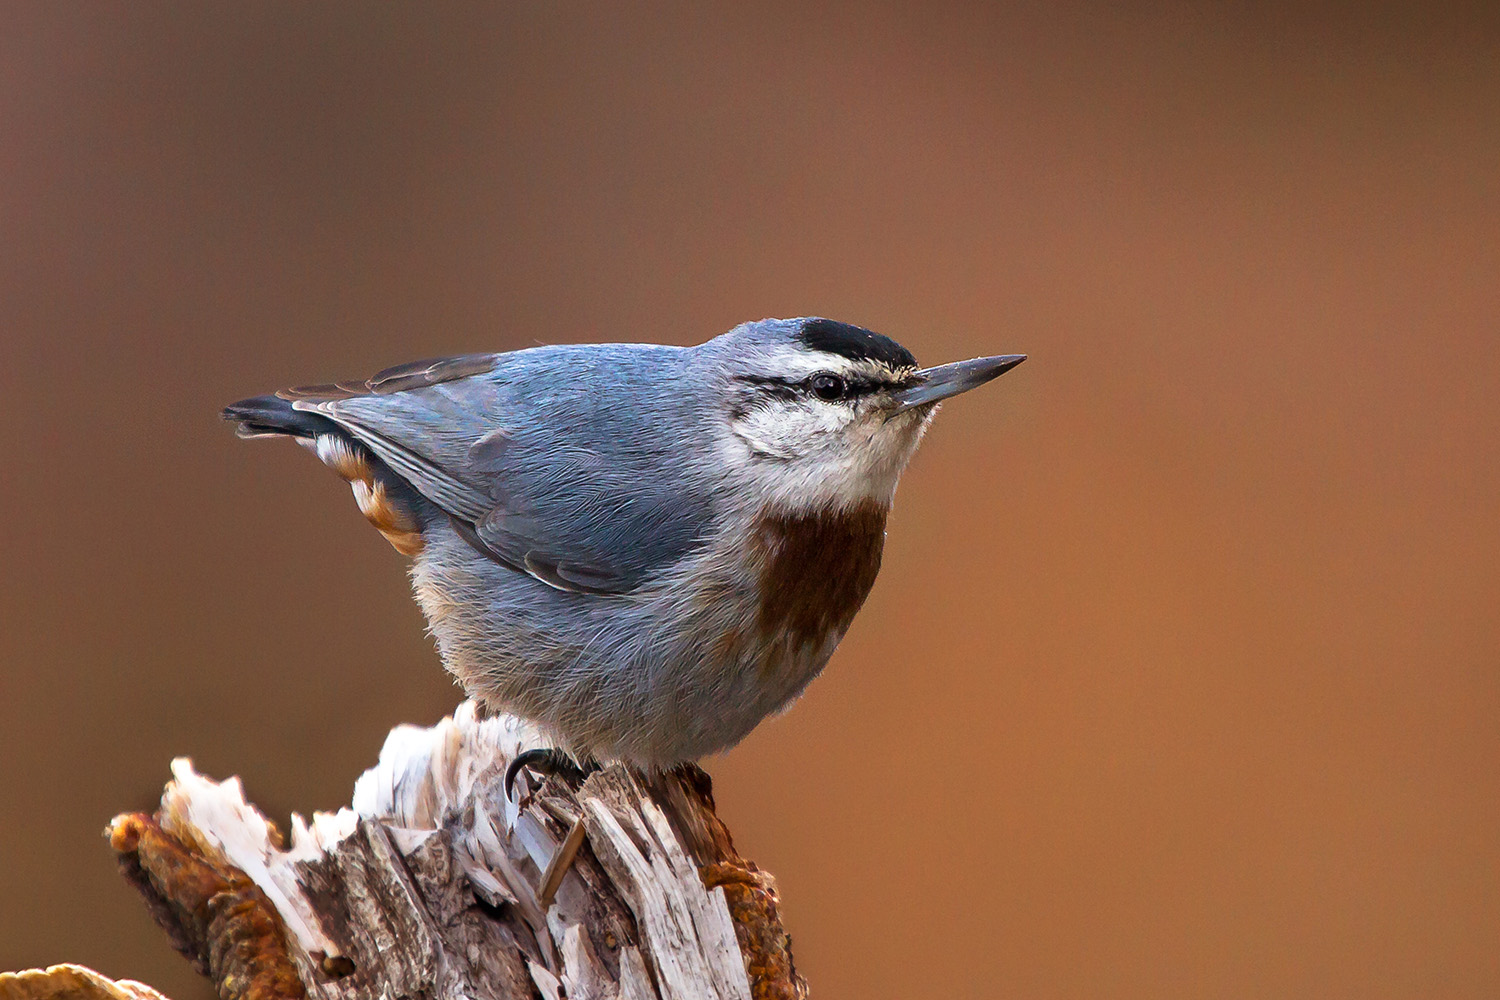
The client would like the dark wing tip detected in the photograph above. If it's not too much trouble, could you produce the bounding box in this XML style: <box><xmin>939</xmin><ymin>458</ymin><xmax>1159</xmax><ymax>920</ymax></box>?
<box><xmin>268</xmin><ymin>354</ymin><xmax>500</xmax><ymax>403</ymax></box>
<box><xmin>223</xmin><ymin>393</ymin><xmax>340</xmax><ymax>439</ymax></box>
<box><xmin>368</xmin><ymin>354</ymin><xmax>498</xmax><ymax>394</ymax></box>
<box><xmin>222</xmin><ymin>393</ymin><xmax>293</xmax><ymax>427</ymax></box>
<box><xmin>276</xmin><ymin>382</ymin><xmax>363</xmax><ymax>402</ymax></box>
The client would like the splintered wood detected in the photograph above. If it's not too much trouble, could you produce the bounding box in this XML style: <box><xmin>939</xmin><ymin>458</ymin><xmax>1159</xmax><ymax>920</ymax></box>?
<box><xmin>0</xmin><ymin>964</ymin><xmax>172</xmax><ymax>1000</ymax></box>
<box><xmin>100</xmin><ymin>702</ymin><xmax>807</xmax><ymax>1000</ymax></box>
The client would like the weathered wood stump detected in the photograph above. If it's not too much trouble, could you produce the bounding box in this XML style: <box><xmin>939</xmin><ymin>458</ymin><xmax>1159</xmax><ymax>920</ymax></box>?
<box><xmin>85</xmin><ymin>701</ymin><xmax>805</xmax><ymax>1000</ymax></box>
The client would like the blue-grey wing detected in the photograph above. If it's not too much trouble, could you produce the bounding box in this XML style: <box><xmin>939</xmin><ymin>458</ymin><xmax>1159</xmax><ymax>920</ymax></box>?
<box><xmin>290</xmin><ymin>345</ymin><xmax>715</xmax><ymax>594</ymax></box>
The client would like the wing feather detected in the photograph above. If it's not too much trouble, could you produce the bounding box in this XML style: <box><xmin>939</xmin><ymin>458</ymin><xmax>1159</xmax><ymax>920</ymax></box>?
<box><xmin>281</xmin><ymin>346</ymin><xmax>711</xmax><ymax>595</ymax></box>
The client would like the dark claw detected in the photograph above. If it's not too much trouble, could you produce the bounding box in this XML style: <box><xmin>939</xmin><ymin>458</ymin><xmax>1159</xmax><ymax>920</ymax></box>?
<box><xmin>505</xmin><ymin>748</ymin><xmax>597</xmax><ymax>802</ymax></box>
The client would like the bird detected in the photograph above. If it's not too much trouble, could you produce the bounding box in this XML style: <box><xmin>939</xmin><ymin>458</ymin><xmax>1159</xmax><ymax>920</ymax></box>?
<box><xmin>223</xmin><ymin>317</ymin><xmax>1024</xmax><ymax>783</ymax></box>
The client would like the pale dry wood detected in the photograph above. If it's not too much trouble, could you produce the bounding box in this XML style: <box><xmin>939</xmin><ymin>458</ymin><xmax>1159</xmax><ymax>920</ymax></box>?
<box><xmin>99</xmin><ymin>701</ymin><xmax>808</xmax><ymax>1000</ymax></box>
<box><xmin>0</xmin><ymin>964</ymin><xmax>172</xmax><ymax>1000</ymax></box>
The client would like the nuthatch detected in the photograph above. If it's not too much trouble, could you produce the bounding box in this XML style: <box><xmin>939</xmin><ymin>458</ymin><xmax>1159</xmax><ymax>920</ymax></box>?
<box><xmin>224</xmin><ymin>318</ymin><xmax>1024</xmax><ymax>779</ymax></box>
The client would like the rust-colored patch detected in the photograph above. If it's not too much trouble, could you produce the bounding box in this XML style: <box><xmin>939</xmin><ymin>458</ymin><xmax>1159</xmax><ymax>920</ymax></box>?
<box><xmin>320</xmin><ymin>441</ymin><xmax>372</xmax><ymax>483</ymax></box>
<box><xmin>751</xmin><ymin>500</ymin><xmax>887</xmax><ymax>647</ymax></box>
<box><xmin>107</xmin><ymin>813</ymin><xmax>307</xmax><ymax>1000</ymax></box>
<box><xmin>376</xmin><ymin>529</ymin><xmax>424</xmax><ymax>557</ymax></box>
<box><xmin>351</xmin><ymin>480</ymin><xmax>425</xmax><ymax>556</ymax></box>
<box><xmin>710</xmin><ymin>623</ymin><xmax>749</xmax><ymax>663</ymax></box>
<box><xmin>319</xmin><ymin>437</ymin><xmax>425</xmax><ymax>556</ymax></box>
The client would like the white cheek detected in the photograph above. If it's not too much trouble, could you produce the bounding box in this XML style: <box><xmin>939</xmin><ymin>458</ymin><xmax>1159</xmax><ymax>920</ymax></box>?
<box><xmin>729</xmin><ymin>403</ymin><xmax>843</xmax><ymax>460</ymax></box>
<box><xmin>728</xmin><ymin>410</ymin><xmax>795</xmax><ymax>460</ymax></box>
<box><xmin>726</xmin><ymin>404</ymin><xmax>933</xmax><ymax>508</ymax></box>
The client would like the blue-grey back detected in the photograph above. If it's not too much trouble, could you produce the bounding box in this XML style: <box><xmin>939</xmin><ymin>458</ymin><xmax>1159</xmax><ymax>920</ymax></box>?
<box><xmin>315</xmin><ymin>342</ymin><xmax>725</xmax><ymax>592</ymax></box>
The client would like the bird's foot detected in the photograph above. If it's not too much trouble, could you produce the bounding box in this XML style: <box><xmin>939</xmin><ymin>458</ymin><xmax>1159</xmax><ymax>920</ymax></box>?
<box><xmin>505</xmin><ymin>747</ymin><xmax>599</xmax><ymax>803</ymax></box>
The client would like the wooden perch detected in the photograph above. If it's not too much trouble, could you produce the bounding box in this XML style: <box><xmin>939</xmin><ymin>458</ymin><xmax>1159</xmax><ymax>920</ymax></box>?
<box><xmin>90</xmin><ymin>701</ymin><xmax>806</xmax><ymax>1000</ymax></box>
<box><xmin>0</xmin><ymin>964</ymin><xmax>171</xmax><ymax>1000</ymax></box>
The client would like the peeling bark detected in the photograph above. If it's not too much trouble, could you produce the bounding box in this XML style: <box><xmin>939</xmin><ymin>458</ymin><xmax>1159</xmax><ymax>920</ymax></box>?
<box><xmin>95</xmin><ymin>702</ymin><xmax>808</xmax><ymax>1000</ymax></box>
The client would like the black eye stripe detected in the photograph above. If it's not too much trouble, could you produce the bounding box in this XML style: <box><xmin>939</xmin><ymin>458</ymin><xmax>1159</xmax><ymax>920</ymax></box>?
<box><xmin>737</xmin><ymin>375</ymin><xmax>802</xmax><ymax>400</ymax></box>
<box><xmin>736</xmin><ymin>373</ymin><xmax>888</xmax><ymax>401</ymax></box>
<box><xmin>812</xmin><ymin>374</ymin><xmax>884</xmax><ymax>399</ymax></box>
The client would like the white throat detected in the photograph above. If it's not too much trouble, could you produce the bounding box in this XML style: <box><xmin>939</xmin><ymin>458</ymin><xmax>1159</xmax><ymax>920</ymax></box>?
<box><xmin>725</xmin><ymin>404</ymin><xmax>935</xmax><ymax>511</ymax></box>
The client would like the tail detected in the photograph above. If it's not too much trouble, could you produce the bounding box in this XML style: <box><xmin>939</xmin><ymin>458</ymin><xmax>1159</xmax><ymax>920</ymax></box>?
<box><xmin>222</xmin><ymin>393</ymin><xmax>434</xmax><ymax>556</ymax></box>
<box><xmin>222</xmin><ymin>393</ymin><xmax>342</xmax><ymax>440</ymax></box>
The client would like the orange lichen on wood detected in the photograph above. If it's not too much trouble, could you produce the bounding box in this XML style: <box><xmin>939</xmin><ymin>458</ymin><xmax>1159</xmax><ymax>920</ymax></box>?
<box><xmin>106</xmin><ymin>814</ymin><xmax>305</xmax><ymax>1000</ymax></box>
<box><xmin>645</xmin><ymin>767</ymin><xmax>809</xmax><ymax>1000</ymax></box>
<box><xmin>702</xmin><ymin>861</ymin><xmax>807</xmax><ymax>1000</ymax></box>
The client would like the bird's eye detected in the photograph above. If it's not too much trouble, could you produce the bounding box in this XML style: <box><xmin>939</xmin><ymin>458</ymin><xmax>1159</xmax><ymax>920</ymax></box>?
<box><xmin>810</xmin><ymin>373</ymin><xmax>846</xmax><ymax>401</ymax></box>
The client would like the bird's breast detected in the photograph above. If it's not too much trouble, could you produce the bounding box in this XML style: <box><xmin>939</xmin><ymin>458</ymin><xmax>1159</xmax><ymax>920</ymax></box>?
<box><xmin>748</xmin><ymin>499</ymin><xmax>888</xmax><ymax>650</ymax></box>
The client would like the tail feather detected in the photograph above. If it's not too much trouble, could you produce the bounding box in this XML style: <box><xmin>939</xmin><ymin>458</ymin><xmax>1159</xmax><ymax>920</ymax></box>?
<box><xmin>222</xmin><ymin>394</ymin><xmax>341</xmax><ymax>440</ymax></box>
<box><xmin>223</xmin><ymin>392</ymin><xmax>437</xmax><ymax>555</ymax></box>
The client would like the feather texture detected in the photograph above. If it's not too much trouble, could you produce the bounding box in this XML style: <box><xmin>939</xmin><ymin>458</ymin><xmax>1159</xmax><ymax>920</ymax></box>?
<box><xmin>220</xmin><ymin>317</ymin><xmax>1012</xmax><ymax>766</ymax></box>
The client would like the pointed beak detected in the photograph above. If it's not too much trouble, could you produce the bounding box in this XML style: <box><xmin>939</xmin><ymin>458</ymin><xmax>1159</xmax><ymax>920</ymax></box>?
<box><xmin>892</xmin><ymin>354</ymin><xmax>1026</xmax><ymax>412</ymax></box>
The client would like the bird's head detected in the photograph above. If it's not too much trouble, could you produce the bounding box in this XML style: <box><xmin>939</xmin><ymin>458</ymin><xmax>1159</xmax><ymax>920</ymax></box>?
<box><xmin>707</xmin><ymin>317</ymin><xmax>1024</xmax><ymax>511</ymax></box>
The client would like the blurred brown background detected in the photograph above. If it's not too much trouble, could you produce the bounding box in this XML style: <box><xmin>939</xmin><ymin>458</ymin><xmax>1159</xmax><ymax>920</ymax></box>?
<box><xmin>2</xmin><ymin>3</ymin><xmax>1497</xmax><ymax>997</ymax></box>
